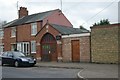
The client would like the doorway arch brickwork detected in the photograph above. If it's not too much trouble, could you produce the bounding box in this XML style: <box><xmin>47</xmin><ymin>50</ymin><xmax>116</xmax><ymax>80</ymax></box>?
<box><xmin>41</xmin><ymin>33</ymin><xmax>57</xmax><ymax>61</ymax></box>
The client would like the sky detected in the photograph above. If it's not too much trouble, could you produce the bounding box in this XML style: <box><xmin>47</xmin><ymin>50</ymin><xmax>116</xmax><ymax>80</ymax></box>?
<box><xmin>0</xmin><ymin>0</ymin><xmax>119</xmax><ymax>30</ymax></box>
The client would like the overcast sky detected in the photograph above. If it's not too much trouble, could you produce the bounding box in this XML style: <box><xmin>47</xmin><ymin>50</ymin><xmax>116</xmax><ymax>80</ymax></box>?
<box><xmin>0</xmin><ymin>0</ymin><xmax>119</xmax><ymax>30</ymax></box>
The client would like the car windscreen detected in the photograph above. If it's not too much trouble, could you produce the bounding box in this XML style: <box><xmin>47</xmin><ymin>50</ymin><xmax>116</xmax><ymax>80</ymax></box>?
<box><xmin>13</xmin><ymin>52</ymin><xmax>25</xmax><ymax>57</ymax></box>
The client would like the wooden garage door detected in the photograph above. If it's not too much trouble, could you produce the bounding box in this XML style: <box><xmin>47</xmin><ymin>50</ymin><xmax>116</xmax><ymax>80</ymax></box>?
<box><xmin>71</xmin><ymin>40</ymin><xmax>80</xmax><ymax>62</ymax></box>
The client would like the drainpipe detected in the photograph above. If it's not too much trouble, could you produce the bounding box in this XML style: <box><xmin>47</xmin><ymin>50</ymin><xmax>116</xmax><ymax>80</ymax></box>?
<box><xmin>89</xmin><ymin>32</ymin><xmax>92</xmax><ymax>63</ymax></box>
<box><xmin>15</xmin><ymin>27</ymin><xmax>18</xmax><ymax>51</ymax></box>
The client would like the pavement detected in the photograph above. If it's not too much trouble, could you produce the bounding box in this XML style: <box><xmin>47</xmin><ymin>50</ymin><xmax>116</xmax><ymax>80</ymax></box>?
<box><xmin>36</xmin><ymin>62</ymin><xmax>83</xmax><ymax>69</ymax></box>
<box><xmin>36</xmin><ymin>62</ymin><xmax>118</xmax><ymax>79</ymax></box>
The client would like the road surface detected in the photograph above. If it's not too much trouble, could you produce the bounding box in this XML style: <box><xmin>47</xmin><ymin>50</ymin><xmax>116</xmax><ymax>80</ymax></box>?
<box><xmin>2</xmin><ymin>66</ymin><xmax>80</xmax><ymax>78</ymax></box>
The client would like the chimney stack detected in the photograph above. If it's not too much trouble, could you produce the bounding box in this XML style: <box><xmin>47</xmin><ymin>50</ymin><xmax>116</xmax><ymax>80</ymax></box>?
<box><xmin>18</xmin><ymin>7</ymin><xmax>28</xmax><ymax>18</ymax></box>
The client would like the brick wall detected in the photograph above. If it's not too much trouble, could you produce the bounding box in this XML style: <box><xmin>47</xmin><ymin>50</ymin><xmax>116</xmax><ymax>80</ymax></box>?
<box><xmin>43</xmin><ymin>10</ymin><xmax>73</xmax><ymax>27</ymax></box>
<box><xmin>3</xmin><ymin>21</ymin><xmax>42</xmax><ymax>52</ymax></box>
<box><xmin>62</xmin><ymin>38</ymin><xmax>72</xmax><ymax>62</ymax></box>
<box><xmin>118</xmin><ymin>3</ymin><xmax>120</xmax><ymax>64</ymax></box>
<box><xmin>91</xmin><ymin>24</ymin><xmax>119</xmax><ymax>64</ymax></box>
<box><xmin>18</xmin><ymin>7</ymin><xmax>28</xmax><ymax>18</ymax></box>
<box><xmin>62</xmin><ymin>36</ymin><xmax>90</xmax><ymax>62</ymax></box>
<box><xmin>4</xmin><ymin>27</ymin><xmax>11</xmax><ymax>51</ymax></box>
<box><xmin>36</xmin><ymin>24</ymin><xmax>61</xmax><ymax>60</ymax></box>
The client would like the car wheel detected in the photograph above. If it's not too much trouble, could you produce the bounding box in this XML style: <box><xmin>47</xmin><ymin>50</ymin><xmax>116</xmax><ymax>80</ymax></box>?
<box><xmin>14</xmin><ymin>61</ymin><xmax>19</xmax><ymax>67</ymax></box>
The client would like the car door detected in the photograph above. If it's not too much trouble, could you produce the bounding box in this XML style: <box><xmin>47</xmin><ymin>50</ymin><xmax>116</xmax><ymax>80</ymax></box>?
<box><xmin>7</xmin><ymin>52</ymin><xmax>15</xmax><ymax>65</ymax></box>
<box><xmin>2</xmin><ymin>52</ymin><xmax>9</xmax><ymax>64</ymax></box>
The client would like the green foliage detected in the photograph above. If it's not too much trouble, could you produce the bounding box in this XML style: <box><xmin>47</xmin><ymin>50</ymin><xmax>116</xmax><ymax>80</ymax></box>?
<box><xmin>0</xmin><ymin>20</ymin><xmax>7</xmax><ymax>27</ymax></box>
<box><xmin>93</xmin><ymin>19</ymin><xmax>110</xmax><ymax>26</ymax></box>
<box><xmin>80</xmin><ymin>25</ymin><xmax>85</xmax><ymax>29</ymax></box>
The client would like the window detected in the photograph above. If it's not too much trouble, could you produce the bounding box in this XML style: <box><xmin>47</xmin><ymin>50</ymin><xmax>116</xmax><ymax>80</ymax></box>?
<box><xmin>31</xmin><ymin>41</ymin><xmax>36</xmax><ymax>53</ymax></box>
<box><xmin>11</xmin><ymin>44</ymin><xmax>16</xmax><ymax>51</ymax></box>
<box><xmin>0</xmin><ymin>29</ymin><xmax>4</xmax><ymax>39</ymax></box>
<box><xmin>17</xmin><ymin>42</ymin><xmax>29</xmax><ymax>55</ymax></box>
<box><xmin>7</xmin><ymin>52</ymin><xmax>13</xmax><ymax>57</ymax></box>
<box><xmin>17</xmin><ymin>43</ymin><xmax>22</xmax><ymax>52</ymax></box>
<box><xmin>2</xmin><ymin>52</ymin><xmax>8</xmax><ymax>56</ymax></box>
<box><xmin>31</xmin><ymin>23</ymin><xmax>37</xmax><ymax>36</ymax></box>
<box><xmin>0</xmin><ymin>45</ymin><xmax>4</xmax><ymax>52</ymax></box>
<box><xmin>11</xmin><ymin>27</ymin><xmax>16</xmax><ymax>37</ymax></box>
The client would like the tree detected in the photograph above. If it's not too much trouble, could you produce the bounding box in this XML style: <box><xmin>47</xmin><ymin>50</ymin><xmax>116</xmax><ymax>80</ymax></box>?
<box><xmin>0</xmin><ymin>20</ymin><xmax>7</xmax><ymax>29</ymax></box>
<box><xmin>79</xmin><ymin>25</ymin><xmax>85</xmax><ymax>29</ymax></box>
<box><xmin>79</xmin><ymin>25</ymin><xmax>89</xmax><ymax>32</ymax></box>
<box><xmin>93</xmin><ymin>19</ymin><xmax>110</xmax><ymax>26</ymax></box>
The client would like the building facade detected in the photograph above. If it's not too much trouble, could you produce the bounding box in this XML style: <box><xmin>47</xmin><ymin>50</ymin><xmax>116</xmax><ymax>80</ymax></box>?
<box><xmin>0</xmin><ymin>26</ymin><xmax>4</xmax><ymax>53</ymax></box>
<box><xmin>1</xmin><ymin>7</ymin><xmax>90</xmax><ymax>62</ymax></box>
<box><xmin>35</xmin><ymin>23</ymin><xmax>90</xmax><ymax>62</ymax></box>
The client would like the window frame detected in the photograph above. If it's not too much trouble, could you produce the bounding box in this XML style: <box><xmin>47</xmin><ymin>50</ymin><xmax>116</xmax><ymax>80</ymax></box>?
<box><xmin>11</xmin><ymin>43</ymin><xmax>16</xmax><ymax>51</ymax></box>
<box><xmin>17</xmin><ymin>42</ymin><xmax>29</xmax><ymax>55</ymax></box>
<box><xmin>31</xmin><ymin>41</ymin><xmax>36</xmax><ymax>53</ymax></box>
<box><xmin>31</xmin><ymin>22</ymin><xmax>37</xmax><ymax>36</ymax></box>
<box><xmin>11</xmin><ymin>27</ymin><xmax>16</xmax><ymax>38</ymax></box>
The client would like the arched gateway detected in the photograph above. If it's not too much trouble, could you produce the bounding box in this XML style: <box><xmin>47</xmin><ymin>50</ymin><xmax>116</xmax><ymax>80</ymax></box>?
<box><xmin>41</xmin><ymin>33</ymin><xmax>57</xmax><ymax>61</ymax></box>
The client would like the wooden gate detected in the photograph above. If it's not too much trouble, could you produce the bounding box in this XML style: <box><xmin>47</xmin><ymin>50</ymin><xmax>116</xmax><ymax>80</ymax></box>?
<box><xmin>71</xmin><ymin>40</ymin><xmax>80</xmax><ymax>62</ymax></box>
<box><xmin>41</xmin><ymin>33</ymin><xmax>57</xmax><ymax>61</ymax></box>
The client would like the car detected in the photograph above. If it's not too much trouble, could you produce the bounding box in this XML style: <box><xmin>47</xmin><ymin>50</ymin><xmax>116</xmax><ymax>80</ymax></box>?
<box><xmin>1</xmin><ymin>51</ymin><xmax>36</xmax><ymax>67</ymax></box>
<box><xmin>0</xmin><ymin>52</ymin><xmax>2</xmax><ymax>65</ymax></box>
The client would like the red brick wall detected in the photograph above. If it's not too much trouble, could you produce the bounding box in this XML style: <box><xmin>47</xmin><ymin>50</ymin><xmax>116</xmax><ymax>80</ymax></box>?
<box><xmin>3</xmin><ymin>21</ymin><xmax>42</xmax><ymax>52</ymax></box>
<box><xmin>19</xmin><ymin>7</ymin><xmax>28</xmax><ymax>18</ymax></box>
<box><xmin>3</xmin><ymin>28</ymin><xmax>11</xmax><ymax>51</ymax></box>
<box><xmin>43</xmin><ymin>10</ymin><xmax>73</xmax><ymax>27</ymax></box>
<box><xmin>17</xmin><ymin>24</ymin><xmax>31</xmax><ymax>42</ymax></box>
<box><xmin>36</xmin><ymin>24</ymin><xmax>61</xmax><ymax>60</ymax></box>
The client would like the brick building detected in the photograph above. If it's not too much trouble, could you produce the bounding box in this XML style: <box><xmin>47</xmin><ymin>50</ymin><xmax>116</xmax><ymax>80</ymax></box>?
<box><xmin>91</xmin><ymin>23</ymin><xmax>119</xmax><ymax>64</ymax></box>
<box><xmin>36</xmin><ymin>23</ymin><xmax>90</xmax><ymax>62</ymax></box>
<box><xmin>0</xmin><ymin>7</ymin><xmax>90</xmax><ymax>62</ymax></box>
<box><xmin>0</xmin><ymin>26</ymin><xmax>4</xmax><ymax>53</ymax></box>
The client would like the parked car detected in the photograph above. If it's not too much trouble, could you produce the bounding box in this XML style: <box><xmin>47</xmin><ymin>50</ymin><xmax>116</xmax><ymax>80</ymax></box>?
<box><xmin>0</xmin><ymin>52</ymin><xmax>2</xmax><ymax>65</ymax></box>
<box><xmin>1</xmin><ymin>51</ymin><xmax>36</xmax><ymax>67</ymax></box>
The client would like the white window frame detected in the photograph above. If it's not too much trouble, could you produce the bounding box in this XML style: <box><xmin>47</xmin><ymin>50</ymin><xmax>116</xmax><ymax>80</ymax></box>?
<box><xmin>17</xmin><ymin>43</ymin><xmax>22</xmax><ymax>52</ymax></box>
<box><xmin>17</xmin><ymin>42</ymin><xmax>30</xmax><ymax>55</ymax></box>
<box><xmin>31</xmin><ymin>23</ymin><xmax>37</xmax><ymax>36</ymax></box>
<box><xmin>31</xmin><ymin>41</ymin><xmax>36</xmax><ymax>53</ymax></box>
<box><xmin>11</xmin><ymin>27</ymin><xmax>16</xmax><ymax>38</ymax></box>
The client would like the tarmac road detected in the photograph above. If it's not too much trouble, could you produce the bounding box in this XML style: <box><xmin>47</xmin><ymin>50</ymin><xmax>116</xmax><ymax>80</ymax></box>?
<box><xmin>2</xmin><ymin>66</ymin><xmax>80</xmax><ymax>78</ymax></box>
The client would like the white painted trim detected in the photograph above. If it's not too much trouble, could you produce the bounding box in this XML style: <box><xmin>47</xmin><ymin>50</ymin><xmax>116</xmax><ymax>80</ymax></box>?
<box><xmin>62</xmin><ymin>33</ymin><xmax>90</xmax><ymax>38</ymax></box>
<box><xmin>31</xmin><ymin>52</ymin><xmax>36</xmax><ymax>54</ymax></box>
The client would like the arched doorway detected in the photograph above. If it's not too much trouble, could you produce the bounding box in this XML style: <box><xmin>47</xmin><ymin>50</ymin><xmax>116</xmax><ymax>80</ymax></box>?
<box><xmin>41</xmin><ymin>33</ymin><xmax>57</xmax><ymax>61</ymax></box>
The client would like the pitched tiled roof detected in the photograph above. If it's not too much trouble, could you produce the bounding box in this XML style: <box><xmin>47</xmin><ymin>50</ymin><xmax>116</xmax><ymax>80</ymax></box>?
<box><xmin>3</xmin><ymin>9</ymin><xmax>59</xmax><ymax>28</ymax></box>
<box><xmin>50</xmin><ymin>24</ymin><xmax>89</xmax><ymax>35</ymax></box>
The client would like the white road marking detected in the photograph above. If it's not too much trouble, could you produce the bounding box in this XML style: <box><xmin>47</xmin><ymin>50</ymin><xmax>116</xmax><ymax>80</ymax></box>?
<box><xmin>77</xmin><ymin>69</ymin><xmax>88</xmax><ymax>80</ymax></box>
